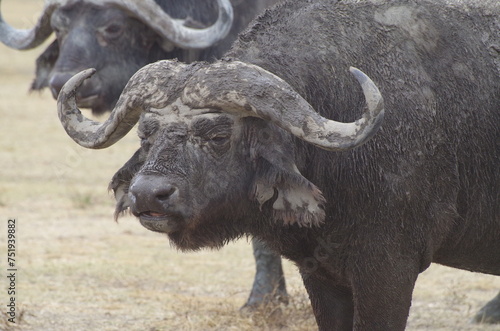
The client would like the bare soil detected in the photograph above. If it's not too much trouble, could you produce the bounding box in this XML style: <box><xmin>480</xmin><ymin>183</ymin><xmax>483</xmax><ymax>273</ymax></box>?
<box><xmin>0</xmin><ymin>1</ymin><xmax>499</xmax><ymax>330</ymax></box>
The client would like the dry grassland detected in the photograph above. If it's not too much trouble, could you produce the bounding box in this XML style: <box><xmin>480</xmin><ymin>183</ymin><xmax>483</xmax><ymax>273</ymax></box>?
<box><xmin>0</xmin><ymin>1</ymin><xmax>499</xmax><ymax>330</ymax></box>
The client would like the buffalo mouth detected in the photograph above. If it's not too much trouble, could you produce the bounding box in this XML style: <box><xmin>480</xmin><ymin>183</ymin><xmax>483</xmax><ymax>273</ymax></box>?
<box><xmin>135</xmin><ymin>211</ymin><xmax>183</xmax><ymax>234</ymax></box>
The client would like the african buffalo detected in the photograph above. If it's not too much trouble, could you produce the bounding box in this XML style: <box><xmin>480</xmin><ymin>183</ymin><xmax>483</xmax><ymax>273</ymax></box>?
<box><xmin>57</xmin><ymin>0</ymin><xmax>499</xmax><ymax>329</ymax></box>
<box><xmin>0</xmin><ymin>0</ymin><xmax>285</xmax><ymax>308</ymax></box>
<box><xmin>0</xmin><ymin>0</ymin><xmax>280</xmax><ymax>115</ymax></box>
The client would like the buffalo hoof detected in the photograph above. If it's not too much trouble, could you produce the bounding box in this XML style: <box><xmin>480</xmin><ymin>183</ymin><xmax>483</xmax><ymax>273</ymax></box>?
<box><xmin>241</xmin><ymin>238</ymin><xmax>289</xmax><ymax>311</ymax></box>
<box><xmin>241</xmin><ymin>285</ymin><xmax>289</xmax><ymax>312</ymax></box>
<box><xmin>472</xmin><ymin>292</ymin><xmax>500</xmax><ymax>324</ymax></box>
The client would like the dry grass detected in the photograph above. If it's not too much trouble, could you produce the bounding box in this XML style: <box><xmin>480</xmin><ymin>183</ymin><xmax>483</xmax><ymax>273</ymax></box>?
<box><xmin>0</xmin><ymin>1</ymin><xmax>499</xmax><ymax>330</ymax></box>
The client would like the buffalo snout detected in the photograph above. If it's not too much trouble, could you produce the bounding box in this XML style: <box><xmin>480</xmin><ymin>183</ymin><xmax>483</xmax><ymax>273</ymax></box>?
<box><xmin>129</xmin><ymin>174</ymin><xmax>179</xmax><ymax>216</ymax></box>
<box><xmin>128</xmin><ymin>174</ymin><xmax>184</xmax><ymax>234</ymax></box>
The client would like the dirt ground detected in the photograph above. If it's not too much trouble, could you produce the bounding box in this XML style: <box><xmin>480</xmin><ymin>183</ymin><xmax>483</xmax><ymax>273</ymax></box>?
<box><xmin>0</xmin><ymin>1</ymin><xmax>499</xmax><ymax>330</ymax></box>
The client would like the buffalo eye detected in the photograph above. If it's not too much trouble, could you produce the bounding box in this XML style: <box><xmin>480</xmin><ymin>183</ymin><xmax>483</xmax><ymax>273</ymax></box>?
<box><xmin>191</xmin><ymin>116</ymin><xmax>233</xmax><ymax>155</ymax></box>
<box><xmin>101</xmin><ymin>23</ymin><xmax>124</xmax><ymax>39</ymax></box>
<box><xmin>206</xmin><ymin>133</ymin><xmax>232</xmax><ymax>156</ymax></box>
<box><xmin>209</xmin><ymin>134</ymin><xmax>230</xmax><ymax>145</ymax></box>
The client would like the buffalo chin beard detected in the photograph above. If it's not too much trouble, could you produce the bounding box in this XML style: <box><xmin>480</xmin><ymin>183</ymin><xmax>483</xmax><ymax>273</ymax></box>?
<box><xmin>161</xmin><ymin>207</ymin><xmax>248</xmax><ymax>251</ymax></box>
<box><xmin>114</xmin><ymin>189</ymin><xmax>250</xmax><ymax>251</ymax></box>
<box><xmin>165</xmin><ymin>211</ymin><xmax>244</xmax><ymax>252</ymax></box>
<box><xmin>114</xmin><ymin>202</ymin><xmax>244</xmax><ymax>251</ymax></box>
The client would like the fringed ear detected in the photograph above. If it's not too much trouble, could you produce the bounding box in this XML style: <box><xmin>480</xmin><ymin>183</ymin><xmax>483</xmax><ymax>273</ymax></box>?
<box><xmin>251</xmin><ymin>157</ymin><xmax>326</xmax><ymax>228</ymax></box>
<box><xmin>30</xmin><ymin>40</ymin><xmax>59</xmax><ymax>91</ymax></box>
<box><xmin>246</xmin><ymin>120</ymin><xmax>326</xmax><ymax>227</ymax></box>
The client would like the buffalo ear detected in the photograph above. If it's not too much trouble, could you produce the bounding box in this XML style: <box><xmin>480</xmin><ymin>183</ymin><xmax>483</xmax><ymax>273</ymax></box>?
<box><xmin>30</xmin><ymin>39</ymin><xmax>59</xmax><ymax>91</ymax></box>
<box><xmin>250</xmin><ymin>137</ymin><xmax>326</xmax><ymax>227</ymax></box>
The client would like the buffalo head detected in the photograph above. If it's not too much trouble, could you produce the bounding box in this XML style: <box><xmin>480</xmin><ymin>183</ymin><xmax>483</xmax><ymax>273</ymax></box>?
<box><xmin>56</xmin><ymin>60</ymin><xmax>384</xmax><ymax>250</ymax></box>
<box><xmin>0</xmin><ymin>0</ymin><xmax>233</xmax><ymax>114</ymax></box>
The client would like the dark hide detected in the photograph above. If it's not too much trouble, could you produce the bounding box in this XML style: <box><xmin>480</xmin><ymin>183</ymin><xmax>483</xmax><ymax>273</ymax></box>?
<box><xmin>109</xmin><ymin>0</ymin><xmax>498</xmax><ymax>329</ymax></box>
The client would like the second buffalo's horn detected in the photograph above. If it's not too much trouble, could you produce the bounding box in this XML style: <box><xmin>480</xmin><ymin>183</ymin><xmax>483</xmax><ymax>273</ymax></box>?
<box><xmin>90</xmin><ymin>0</ymin><xmax>234</xmax><ymax>49</ymax></box>
<box><xmin>0</xmin><ymin>0</ymin><xmax>61</xmax><ymax>50</ymax></box>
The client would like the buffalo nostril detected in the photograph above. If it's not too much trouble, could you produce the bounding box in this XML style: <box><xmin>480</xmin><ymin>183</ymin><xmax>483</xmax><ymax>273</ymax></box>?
<box><xmin>156</xmin><ymin>185</ymin><xmax>176</xmax><ymax>201</ymax></box>
<box><xmin>49</xmin><ymin>73</ymin><xmax>75</xmax><ymax>99</ymax></box>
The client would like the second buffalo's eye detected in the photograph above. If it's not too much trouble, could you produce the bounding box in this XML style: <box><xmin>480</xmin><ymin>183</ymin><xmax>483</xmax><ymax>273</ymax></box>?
<box><xmin>102</xmin><ymin>23</ymin><xmax>124</xmax><ymax>39</ymax></box>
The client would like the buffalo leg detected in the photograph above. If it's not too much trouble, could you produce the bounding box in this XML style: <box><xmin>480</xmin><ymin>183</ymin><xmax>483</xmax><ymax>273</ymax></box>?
<box><xmin>473</xmin><ymin>291</ymin><xmax>500</xmax><ymax>324</ymax></box>
<box><xmin>301</xmin><ymin>272</ymin><xmax>354</xmax><ymax>331</ymax></box>
<box><xmin>242</xmin><ymin>238</ymin><xmax>288</xmax><ymax>309</ymax></box>
<box><xmin>301</xmin><ymin>266</ymin><xmax>417</xmax><ymax>330</ymax></box>
<box><xmin>350</xmin><ymin>266</ymin><xmax>417</xmax><ymax>331</ymax></box>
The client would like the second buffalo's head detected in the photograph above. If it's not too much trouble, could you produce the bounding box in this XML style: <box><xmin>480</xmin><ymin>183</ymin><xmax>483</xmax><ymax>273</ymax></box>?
<box><xmin>0</xmin><ymin>0</ymin><xmax>233</xmax><ymax>114</ymax></box>
<box><xmin>57</xmin><ymin>60</ymin><xmax>384</xmax><ymax>250</ymax></box>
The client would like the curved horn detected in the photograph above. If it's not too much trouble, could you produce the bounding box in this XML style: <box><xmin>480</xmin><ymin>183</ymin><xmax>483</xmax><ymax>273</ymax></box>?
<box><xmin>0</xmin><ymin>0</ymin><xmax>61</xmax><ymax>50</ymax></box>
<box><xmin>57</xmin><ymin>68</ymin><xmax>140</xmax><ymax>149</ymax></box>
<box><xmin>182</xmin><ymin>61</ymin><xmax>385</xmax><ymax>151</ymax></box>
<box><xmin>84</xmin><ymin>0</ymin><xmax>233</xmax><ymax>49</ymax></box>
<box><xmin>57</xmin><ymin>61</ymin><xmax>188</xmax><ymax>149</ymax></box>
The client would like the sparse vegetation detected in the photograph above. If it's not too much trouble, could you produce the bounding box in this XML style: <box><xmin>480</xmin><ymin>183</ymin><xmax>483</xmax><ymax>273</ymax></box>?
<box><xmin>69</xmin><ymin>190</ymin><xmax>96</xmax><ymax>209</ymax></box>
<box><xmin>0</xmin><ymin>307</ymin><xmax>27</xmax><ymax>331</ymax></box>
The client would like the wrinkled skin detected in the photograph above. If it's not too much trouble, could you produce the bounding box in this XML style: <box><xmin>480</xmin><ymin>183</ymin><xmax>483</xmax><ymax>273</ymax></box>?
<box><xmin>130</xmin><ymin>113</ymin><xmax>255</xmax><ymax>247</ymax></box>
